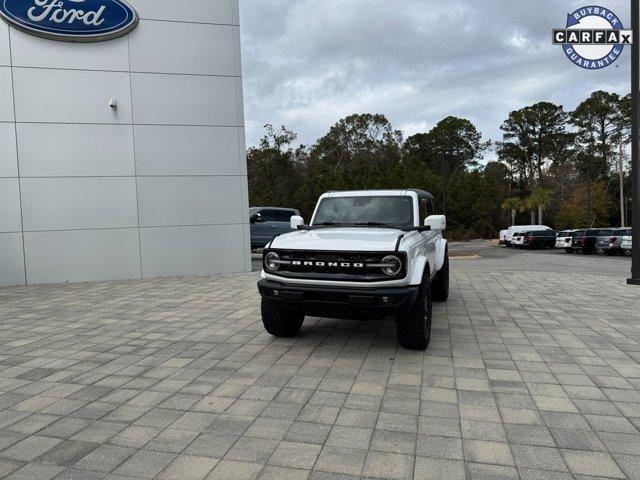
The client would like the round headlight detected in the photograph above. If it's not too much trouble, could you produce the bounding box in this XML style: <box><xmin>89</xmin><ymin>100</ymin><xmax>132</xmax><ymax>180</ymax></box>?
<box><xmin>265</xmin><ymin>252</ymin><xmax>280</xmax><ymax>271</ymax></box>
<box><xmin>380</xmin><ymin>255</ymin><xmax>402</xmax><ymax>276</ymax></box>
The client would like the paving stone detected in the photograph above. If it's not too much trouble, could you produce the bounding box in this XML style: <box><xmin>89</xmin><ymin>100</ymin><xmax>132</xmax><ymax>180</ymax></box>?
<box><xmin>38</xmin><ymin>440</ymin><xmax>98</xmax><ymax>467</ymax></box>
<box><xmin>0</xmin><ymin>459</ymin><xmax>23</xmax><ymax>477</ymax></box>
<box><xmin>326</xmin><ymin>425</ymin><xmax>372</xmax><ymax>449</ymax></box>
<box><xmin>549</xmin><ymin>428</ymin><xmax>606</xmax><ymax>451</ymax></box>
<box><xmin>461</xmin><ymin>419</ymin><xmax>507</xmax><ymax>442</ymax></box>
<box><xmin>561</xmin><ymin>449</ymin><xmax>625</xmax><ymax>478</ymax></box>
<box><xmin>5</xmin><ymin>462</ymin><xmax>64</xmax><ymax>480</ymax></box>
<box><xmin>414</xmin><ymin>457</ymin><xmax>465</xmax><ymax>480</ymax></box>
<box><xmin>52</xmin><ymin>469</ymin><xmax>104</xmax><ymax>480</ymax></box>
<box><xmin>314</xmin><ymin>446</ymin><xmax>366</xmax><ymax>476</ymax></box>
<box><xmin>363</xmin><ymin>451</ymin><xmax>414</xmax><ymax>479</ymax></box>
<box><xmin>207</xmin><ymin>460</ymin><xmax>262</xmax><ymax>480</ymax></box>
<box><xmin>0</xmin><ymin>435</ymin><xmax>61</xmax><ymax>461</ymax></box>
<box><xmin>371</xmin><ymin>430</ymin><xmax>416</xmax><ymax>455</ymax></box>
<box><xmin>415</xmin><ymin>434</ymin><xmax>462</xmax><ymax>459</ymax></box>
<box><xmin>285</xmin><ymin>422</ymin><xmax>331</xmax><ymax>445</ymax></box>
<box><xmin>145</xmin><ymin>428</ymin><xmax>199</xmax><ymax>454</ymax></box>
<box><xmin>113</xmin><ymin>449</ymin><xmax>176</xmax><ymax>478</ymax></box>
<box><xmin>245</xmin><ymin>418</ymin><xmax>293</xmax><ymax>440</ymax></box>
<box><xmin>158</xmin><ymin>455</ymin><xmax>219</xmax><ymax>480</ymax></box>
<box><xmin>463</xmin><ymin>439</ymin><xmax>514</xmax><ymax>466</ymax></box>
<box><xmin>418</xmin><ymin>416</ymin><xmax>460</xmax><ymax>437</ymax></box>
<box><xmin>268</xmin><ymin>441</ymin><xmax>322</xmax><ymax>470</ymax></box>
<box><xmin>225</xmin><ymin>436</ymin><xmax>279</xmax><ymax>464</ymax></box>
<box><xmin>258</xmin><ymin>465</ymin><xmax>309</xmax><ymax>480</ymax></box>
<box><xmin>510</xmin><ymin>444</ymin><xmax>567</xmax><ymax>472</ymax></box>
<box><xmin>465</xmin><ymin>462</ymin><xmax>519</xmax><ymax>480</ymax></box>
<box><xmin>503</xmin><ymin>424</ymin><xmax>555</xmax><ymax>447</ymax></box>
<box><xmin>73</xmin><ymin>444</ymin><xmax>136</xmax><ymax>473</ymax></box>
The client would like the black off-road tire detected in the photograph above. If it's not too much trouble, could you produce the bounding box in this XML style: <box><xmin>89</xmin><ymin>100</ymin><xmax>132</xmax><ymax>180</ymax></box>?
<box><xmin>625</xmin><ymin>249</ymin><xmax>632</xmax><ymax>257</ymax></box>
<box><xmin>565</xmin><ymin>248</ymin><xmax>573</xmax><ymax>254</ymax></box>
<box><xmin>396</xmin><ymin>271</ymin><xmax>432</xmax><ymax>350</ymax></box>
<box><xmin>431</xmin><ymin>253</ymin><xmax>449</xmax><ymax>302</ymax></box>
<box><xmin>261</xmin><ymin>298</ymin><xmax>304</xmax><ymax>337</ymax></box>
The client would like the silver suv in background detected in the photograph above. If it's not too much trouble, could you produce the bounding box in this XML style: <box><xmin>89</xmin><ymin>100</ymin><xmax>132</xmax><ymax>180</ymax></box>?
<box><xmin>595</xmin><ymin>228</ymin><xmax>631</xmax><ymax>255</ymax></box>
<box><xmin>250</xmin><ymin>207</ymin><xmax>300</xmax><ymax>250</ymax></box>
<box><xmin>556</xmin><ymin>230</ymin><xmax>578</xmax><ymax>252</ymax></box>
<box><xmin>622</xmin><ymin>233</ymin><xmax>632</xmax><ymax>256</ymax></box>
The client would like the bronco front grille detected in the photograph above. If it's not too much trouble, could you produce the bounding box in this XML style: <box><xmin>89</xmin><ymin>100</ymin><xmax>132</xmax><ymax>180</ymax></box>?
<box><xmin>263</xmin><ymin>249</ymin><xmax>407</xmax><ymax>282</ymax></box>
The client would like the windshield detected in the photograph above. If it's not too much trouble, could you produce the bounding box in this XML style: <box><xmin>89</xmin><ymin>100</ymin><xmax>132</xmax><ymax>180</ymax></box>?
<box><xmin>313</xmin><ymin>196</ymin><xmax>414</xmax><ymax>228</ymax></box>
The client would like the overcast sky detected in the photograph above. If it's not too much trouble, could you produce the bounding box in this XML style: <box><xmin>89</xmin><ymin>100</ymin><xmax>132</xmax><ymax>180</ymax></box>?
<box><xmin>239</xmin><ymin>0</ymin><xmax>631</xmax><ymax>150</ymax></box>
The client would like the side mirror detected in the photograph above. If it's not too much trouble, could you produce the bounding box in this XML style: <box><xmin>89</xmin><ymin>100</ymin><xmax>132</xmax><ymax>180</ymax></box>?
<box><xmin>425</xmin><ymin>215</ymin><xmax>446</xmax><ymax>231</ymax></box>
<box><xmin>290</xmin><ymin>215</ymin><xmax>304</xmax><ymax>229</ymax></box>
<box><xmin>250</xmin><ymin>213</ymin><xmax>263</xmax><ymax>224</ymax></box>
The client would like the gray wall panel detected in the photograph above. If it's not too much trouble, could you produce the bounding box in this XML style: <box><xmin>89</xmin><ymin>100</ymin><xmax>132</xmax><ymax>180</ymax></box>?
<box><xmin>131</xmin><ymin>73</ymin><xmax>238</xmax><ymax>126</ymax></box>
<box><xmin>129</xmin><ymin>21</ymin><xmax>235</xmax><ymax>76</ymax></box>
<box><xmin>0</xmin><ymin>179</ymin><xmax>22</xmax><ymax>233</ymax></box>
<box><xmin>137</xmin><ymin>176</ymin><xmax>244</xmax><ymax>227</ymax></box>
<box><xmin>0</xmin><ymin>19</ymin><xmax>9</xmax><ymax>66</ymax></box>
<box><xmin>10</xmin><ymin>29</ymin><xmax>129</xmax><ymax>71</ymax></box>
<box><xmin>0</xmin><ymin>123</ymin><xmax>17</xmax><ymax>177</ymax></box>
<box><xmin>0</xmin><ymin>233</ymin><xmax>25</xmax><ymax>286</ymax></box>
<box><xmin>24</xmin><ymin>229</ymin><xmax>141</xmax><ymax>284</ymax></box>
<box><xmin>18</xmin><ymin>124</ymin><xmax>135</xmax><ymax>177</ymax></box>
<box><xmin>134</xmin><ymin>126</ymin><xmax>241</xmax><ymax>176</ymax></box>
<box><xmin>140</xmin><ymin>224</ymin><xmax>245</xmax><ymax>277</ymax></box>
<box><xmin>13</xmin><ymin>68</ymin><xmax>132</xmax><ymax>124</ymax></box>
<box><xmin>21</xmin><ymin>178</ymin><xmax>139</xmax><ymax>231</ymax></box>
<box><xmin>0</xmin><ymin>67</ymin><xmax>14</xmax><ymax>122</ymax></box>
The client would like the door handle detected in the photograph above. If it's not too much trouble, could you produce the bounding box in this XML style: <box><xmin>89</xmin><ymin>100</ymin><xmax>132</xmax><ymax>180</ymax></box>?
<box><xmin>269</xmin><ymin>225</ymin><xmax>277</xmax><ymax>228</ymax></box>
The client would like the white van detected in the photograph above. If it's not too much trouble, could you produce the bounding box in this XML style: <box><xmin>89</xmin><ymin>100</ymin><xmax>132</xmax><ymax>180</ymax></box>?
<box><xmin>505</xmin><ymin>225</ymin><xmax>551</xmax><ymax>247</ymax></box>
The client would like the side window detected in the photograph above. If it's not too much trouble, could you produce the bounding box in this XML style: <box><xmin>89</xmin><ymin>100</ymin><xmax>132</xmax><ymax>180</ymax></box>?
<box><xmin>419</xmin><ymin>199</ymin><xmax>428</xmax><ymax>222</ymax></box>
<box><xmin>276</xmin><ymin>210</ymin><xmax>295</xmax><ymax>222</ymax></box>
<box><xmin>428</xmin><ymin>199</ymin><xmax>436</xmax><ymax>216</ymax></box>
<box><xmin>260</xmin><ymin>210</ymin><xmax>278</xmax><ymax>222</ymax></box>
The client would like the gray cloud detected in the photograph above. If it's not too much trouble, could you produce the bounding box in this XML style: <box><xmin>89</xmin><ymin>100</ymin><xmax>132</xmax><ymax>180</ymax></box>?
<box><xmin>239</xmin><ymin>0</ymin><xmax>631</xmax><ymax>150</ymax></box>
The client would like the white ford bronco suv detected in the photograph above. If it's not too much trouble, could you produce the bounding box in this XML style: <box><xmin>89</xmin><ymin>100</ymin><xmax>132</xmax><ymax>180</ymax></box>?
<box><xmin>257</xmin><ymin>189</ymin><xmax>449</xmax><ymax>350</ymax></box>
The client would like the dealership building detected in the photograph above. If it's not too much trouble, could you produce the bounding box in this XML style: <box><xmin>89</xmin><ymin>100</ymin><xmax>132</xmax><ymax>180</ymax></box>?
<box><xmin>0</xmin><ymin>0</ymin><xmax>251</xmax><ymax>286</ymax></box>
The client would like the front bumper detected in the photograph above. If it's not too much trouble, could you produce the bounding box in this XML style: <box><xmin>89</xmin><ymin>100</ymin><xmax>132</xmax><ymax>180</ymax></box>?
<box><xmin>257</xmin><ymin>279</ymin><xmax>419</xmax><ymax>319</ymax></box>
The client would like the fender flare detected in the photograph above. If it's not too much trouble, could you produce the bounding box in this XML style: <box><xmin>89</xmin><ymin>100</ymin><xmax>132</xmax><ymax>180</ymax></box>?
<box><xmin>409</xmin><ymin>256</ymin><xmax>430</xmax><ymax>285</ymax></box>
<box><xmin>436</xmin><ymin>239</ymin><xmax>448</xmax><ymax>271</ymax></box>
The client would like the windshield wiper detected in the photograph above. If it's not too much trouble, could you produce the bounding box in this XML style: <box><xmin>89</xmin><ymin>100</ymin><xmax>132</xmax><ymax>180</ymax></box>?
<box><xmin>354</xmin><ymin>222</ymin><xmax>398</xmax><ymax>228</ymax></box>
<box><xmin>313</xmin><ymin>222</ymin><xmax>341</xmax><ymax>227</ymax></box>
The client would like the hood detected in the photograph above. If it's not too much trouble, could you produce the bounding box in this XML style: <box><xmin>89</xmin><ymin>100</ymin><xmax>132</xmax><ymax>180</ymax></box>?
<box><xmin>270</xmin><ymin>227</ymin><xmax>410</xmax><ymax>252</ymax></box>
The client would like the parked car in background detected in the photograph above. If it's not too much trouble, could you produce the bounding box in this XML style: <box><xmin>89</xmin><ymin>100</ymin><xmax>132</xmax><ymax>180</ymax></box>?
<box><xmin>556</xmin><ymin>230</ymin><xmax>579</xmax><ymax>252</ymax></box>
<box><xmin>250</xmin><ymin>207</ymin><xmax>300</xmax><ymax>250</ymax></box>
<box><xmin>571</xmin><ymin>229</ymin><xmax>605</xmax><ymax>255</ymax></box>
<box><xmin>622</xmin><ymin>233</ymin><xmax>633</xmax><ymax>256</ymax></box>
<box><xmin>512</xmin><ymin>232</ymin><xmax>526</xmax><ymax>248</ymax></box>
<box><xmin>505</xmin><ymin>225</ymin><xmax>552</xmax><ymax>247</ymax></box>
<box><xmin>595</xmin><ymin>228</ymin><xmax>632</xmax><ymax>255</ymax></box>
<box><xmin>499</xmin><ymin>230</ymin><xmax>508</xmax><ymax>245</ymax></box>
<box><xmin>521</xmin><ymin>229</ymin><xmax>556</xmax><ymax>249</ymax></box>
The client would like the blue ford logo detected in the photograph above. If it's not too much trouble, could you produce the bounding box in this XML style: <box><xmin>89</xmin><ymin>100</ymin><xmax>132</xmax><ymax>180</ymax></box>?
<box><xmin>0</xmin><ymin>0</ymin><xmax>139</xmax><ymax>42</ymax></box>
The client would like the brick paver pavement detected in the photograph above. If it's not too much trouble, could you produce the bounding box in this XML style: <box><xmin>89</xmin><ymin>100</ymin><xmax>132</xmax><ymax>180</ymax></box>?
<box><xmin>1</xmin><ymin>248</ymin><xmax>640</xmax><ymax>479</ymax></box>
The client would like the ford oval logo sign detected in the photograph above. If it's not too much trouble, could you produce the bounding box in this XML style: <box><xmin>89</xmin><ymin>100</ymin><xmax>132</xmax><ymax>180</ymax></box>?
<box><xmin>0</xmin><ymin>0</ymin><xmax>139</xmax><ymax>42</ymax></box>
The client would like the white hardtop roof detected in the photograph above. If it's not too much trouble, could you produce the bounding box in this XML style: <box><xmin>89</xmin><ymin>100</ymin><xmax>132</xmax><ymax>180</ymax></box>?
<box><xmin>321</xmin><ymin>190</ymin><xmax>418</xmax><ymax>198</ymax></box>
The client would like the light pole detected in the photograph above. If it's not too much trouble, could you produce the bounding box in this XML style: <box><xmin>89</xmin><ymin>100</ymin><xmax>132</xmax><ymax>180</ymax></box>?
<box><xmin>629</xmin><ymin>0</ymin><xmax>640</xmax><ymax>285</ymax></box>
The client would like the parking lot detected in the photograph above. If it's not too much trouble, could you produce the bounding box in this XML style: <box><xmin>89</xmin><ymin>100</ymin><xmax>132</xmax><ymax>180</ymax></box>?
<box><xmin>0</xmin><ymin>244</ymin><xmax>639</xmax><ymax>480</ymax></box>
